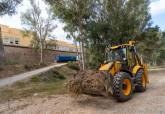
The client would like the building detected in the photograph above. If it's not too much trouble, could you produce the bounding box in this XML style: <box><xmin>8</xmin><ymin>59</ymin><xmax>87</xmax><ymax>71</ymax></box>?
<box><xmin>0</xmin><ymin>24</ymin><xmax>79</xmax><ymax>52</ymax></box>
<box><xmin>1</xmin><ymin>24</ymin><xmax>31</xmax><ymax>47</ymax></box>
<box><xmin>47</xmin><ymin>40</ymin><xmax>78</xmax><ymax>52</ymax></box>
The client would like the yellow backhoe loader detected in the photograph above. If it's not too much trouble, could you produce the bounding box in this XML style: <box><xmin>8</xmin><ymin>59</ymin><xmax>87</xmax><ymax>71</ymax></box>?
<box><xmin>99</xmin><ymin>41</ymin><xmax>149</xmax><ymax>102</ymax></box>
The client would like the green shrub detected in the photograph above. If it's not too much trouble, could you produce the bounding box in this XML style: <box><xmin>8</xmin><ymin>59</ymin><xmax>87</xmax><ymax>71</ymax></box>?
<box><xmin>30</xmin><ymin>76</ymin><xmax>41</xmax><ymax>82</ymax></box>
<box><xmin>67</xmin><ymin>62</ymin><xmax>80</xmax><ymax>70</ymax></box>
<box><xmin>53</xmin><ymin>70</ymin><xmax>66</xmax><ymax>80</ymax></box>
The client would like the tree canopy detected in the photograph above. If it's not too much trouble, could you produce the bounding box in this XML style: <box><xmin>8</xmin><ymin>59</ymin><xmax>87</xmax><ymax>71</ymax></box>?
<box><xmin>21</xmin><ymin>0</ymin><xmax>56</xmax><ymax>63</ymax></box>
<box><xmin>0</xmin><ymin>0</ymin><xmax>22</xmax><ymax>16</ymax></box>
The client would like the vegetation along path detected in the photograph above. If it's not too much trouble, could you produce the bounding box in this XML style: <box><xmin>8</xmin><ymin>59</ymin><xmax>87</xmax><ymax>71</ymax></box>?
<box><xmin>0</xmin><ymin>63</ymin><xmax>66</xmax><ymax>87</ymax></box>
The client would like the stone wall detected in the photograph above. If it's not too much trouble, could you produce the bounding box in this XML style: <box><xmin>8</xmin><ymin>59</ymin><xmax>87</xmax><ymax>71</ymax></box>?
<box><xmin>4</xmin><ymin>45</ymin><xmax>78</xmax><ymax>64</ymax></box>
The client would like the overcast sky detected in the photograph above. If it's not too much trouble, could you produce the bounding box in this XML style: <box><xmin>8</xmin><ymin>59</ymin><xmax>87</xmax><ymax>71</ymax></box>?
<box><xmin>0</xmin><ymin>0</ymin><xmax>165</xmax><ymax>43</ymax></box>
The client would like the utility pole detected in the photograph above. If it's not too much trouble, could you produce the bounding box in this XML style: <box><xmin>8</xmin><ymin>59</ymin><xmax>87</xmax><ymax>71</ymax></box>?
<box><xmin>0</xmin><ymin>26</ymin><xmax>5</xmax><ymax>66</ymax></box>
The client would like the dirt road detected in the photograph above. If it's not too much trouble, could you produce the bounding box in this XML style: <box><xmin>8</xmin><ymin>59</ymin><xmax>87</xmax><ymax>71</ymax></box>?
<box><xmin>0</xmin><ymin>63</ymin><xmax>66</xmax><ymax>87</ymax></box>
<box><xmin>2</xmin><ymin>70</ymin><xmax>165</xmax><ymax>114</ymax></box>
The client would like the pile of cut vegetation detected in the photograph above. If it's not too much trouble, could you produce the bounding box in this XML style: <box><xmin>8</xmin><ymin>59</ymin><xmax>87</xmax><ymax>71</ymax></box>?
<box><xmin>67</xmin><ymin>70</ymin><xmax>108</xmax><ymax>96</ymax></box>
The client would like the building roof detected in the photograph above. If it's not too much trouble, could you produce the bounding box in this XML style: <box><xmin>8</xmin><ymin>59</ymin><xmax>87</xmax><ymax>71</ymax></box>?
<box><xmin>55</xmin><ymin>40</ymin><xmax>79</xmax><ymax>49</ymax></box>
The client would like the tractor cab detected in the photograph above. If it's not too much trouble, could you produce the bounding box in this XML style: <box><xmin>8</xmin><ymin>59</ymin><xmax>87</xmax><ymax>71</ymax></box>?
<box><xmin>106</xmin><ymin>47</ymin><xmax>127</xmax><ymax>62</ymax></box>
<box><xmin>104</xmin><ymin>41</ymin><xmax>141</xmax><ymax>71</ymax></box>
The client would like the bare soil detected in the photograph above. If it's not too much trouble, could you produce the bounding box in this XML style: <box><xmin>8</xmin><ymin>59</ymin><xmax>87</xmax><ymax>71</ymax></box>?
<box><xmin>0</xmin><ymin>63</ymin><xmax>48</xmax><ymax>79</ymax></box>
<box><xmin>1</xmin><ymin>70</ymin><xmax>165</xmax><ymax>114</ymax></box>
<box><xmin>0</xmin><ymin>64</ymin><xmax>26</xmax><ymax>79</ymax></box>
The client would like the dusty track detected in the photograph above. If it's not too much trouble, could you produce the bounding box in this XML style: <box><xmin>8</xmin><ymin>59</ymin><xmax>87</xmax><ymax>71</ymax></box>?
<box><xmin>2</xmin><ymin>70</ymin><xmax>165</xmax><ymax>114</ymax></box>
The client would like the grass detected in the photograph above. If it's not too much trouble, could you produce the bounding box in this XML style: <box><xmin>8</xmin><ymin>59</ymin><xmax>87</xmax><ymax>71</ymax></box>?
<box><xmin>0</xmin><ymin>65</ymin><xmax>77</xmax><ymax>103</ymax></box>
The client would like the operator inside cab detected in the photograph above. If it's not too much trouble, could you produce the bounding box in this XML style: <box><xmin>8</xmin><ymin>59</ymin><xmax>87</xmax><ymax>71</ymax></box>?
<box><xmin>111</xmin><ymin>48</ymin><xmax>126</xmax><ymax>61</ymax></box>
<box><xmin>107</xmin><ymin>47</ymin><xmax>128</xmax><ymax>68</ymax></box>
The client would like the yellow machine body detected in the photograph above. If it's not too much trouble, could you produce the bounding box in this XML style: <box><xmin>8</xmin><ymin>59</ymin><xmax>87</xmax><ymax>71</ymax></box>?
<box><xmin>99</xmin><ymin>41</ymin><xmax>148</xmax><ymax>83</ymax></box>
<box><xmin>99</xmin><ymin>41</ymin><xmax>149</xmax><ymax>102</ymax></box>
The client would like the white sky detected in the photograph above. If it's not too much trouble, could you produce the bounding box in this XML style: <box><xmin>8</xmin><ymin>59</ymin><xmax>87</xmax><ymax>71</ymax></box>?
<box><xmin>150</xmin><ymin>0</ymin><xmax>165</xmax><ymax>16</ymax></box>
<box><xmin>0</xmin><ymin>0</ymin><xmax>72</xmax><ymax>43</ymax></box>
<box><xmin>0</xmin><ymin>0</ymin><xmax>165</xmax><ymax>43</ymax></box>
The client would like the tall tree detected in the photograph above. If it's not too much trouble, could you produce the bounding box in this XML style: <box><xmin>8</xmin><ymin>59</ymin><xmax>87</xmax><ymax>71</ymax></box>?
<box><xmin>21</xmin><ymin>0</ymin><xmax>56</xmax><ymax>63</ymax></box>
<box><xmin>85</xmin><ymin>0</ymin><xmax>151</xmax><ymax>67</ymax></box>
<box><xmin>159</xmin><ymin>32</ymin><xmax>165</xmax><ymax>65</ymax></box>
<box><xmin>46</xmin><ymin>0</ymin><xmax>94</xmax><ymax>70</ymax></box>
<box><xmin>137</xmin><ymin>26</ymin><xmax>161</xmax><ymax>66</ymax></box>
<box><xmin>0</xmin><ymin>0</ymin><xmax>22</xmax><ymax>16</ymax></box>
<box><xmin>104</xmin><ymin>0</ymin><xmax>151</xmax><ymax>44</ymax></box>
<box><xmin>64</xmin><ymin>25</ymin><xmax>81</xmax><ymax>68</ymax></box>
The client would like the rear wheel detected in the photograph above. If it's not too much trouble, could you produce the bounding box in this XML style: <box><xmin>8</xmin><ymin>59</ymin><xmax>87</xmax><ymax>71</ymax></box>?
<box><xmin>135</xmin><ymin>69</ymin><xmax>146</xmax><ymax>92</ymax></box>
<box><xmin>113</xmin><ymin>72</ymin><xmax>133</xmax><ymax>102</ymax></box>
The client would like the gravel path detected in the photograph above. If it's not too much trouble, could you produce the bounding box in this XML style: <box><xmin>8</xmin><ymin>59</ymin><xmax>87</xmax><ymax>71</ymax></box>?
<box><xmin>0</xmin><ymin>63</ymin><xmax>66</xmax><ymax>87</ymax></box>
<box><xmin>1</xmin><ymin>70</ymin><xmax>165</xmax><ymax>114</ymax></box>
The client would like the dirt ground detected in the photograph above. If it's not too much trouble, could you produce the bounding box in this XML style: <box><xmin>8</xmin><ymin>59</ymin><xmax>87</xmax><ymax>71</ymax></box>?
<box><xmin>0</xmin><ymin>63</ymin><xmax>49</xmax><ymax>79</ymax></box>
<box><xmin>0</xmin><ymin>64</ymin><xmax>26</xmax><ymax>79</ymax></box>
<box><xmin>1</xmin><ymin>70</ymin><xmax>165</xmax><ymax>114</ymax></box>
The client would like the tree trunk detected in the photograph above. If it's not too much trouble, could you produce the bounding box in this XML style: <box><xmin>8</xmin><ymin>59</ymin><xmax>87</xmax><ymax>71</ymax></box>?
<box><xmin>74</xmin><ymin>40</ymin><xmax>81</xmax><ymax>68</ymax></box>
<box><xmin>0</xmin><ymin>27</ymin><xmax>5</xmax><ymax>66</ymax></box>
<box><xmin>79</xmin><ymin>22</ymin><xmax>85</xmax><ymax>70</ymax></box>
<box><xmin>40</xmin><ymin>40</ymin><xmax>43</xmax><ymax>63</ymax></box>
<box><xmin>152</xmin><ymin>54</ymin><xmax>156</xmax><ymax>66</ymax></box>
<box><xmin>80</xmin><ymin>41</ymin><xmax>85</xmax><ymax>70</ymax></box>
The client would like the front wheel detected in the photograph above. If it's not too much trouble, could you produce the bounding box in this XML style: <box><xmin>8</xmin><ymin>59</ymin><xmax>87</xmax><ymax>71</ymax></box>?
<box><xmin>135</xmin><ymin>69</ymin><xmax>146</xmax><ymax>92</ymax></box>
<box><xmin>113</xmin><ymin>72</ymin><xmax>133</xmax><ymax>102</ymax></box>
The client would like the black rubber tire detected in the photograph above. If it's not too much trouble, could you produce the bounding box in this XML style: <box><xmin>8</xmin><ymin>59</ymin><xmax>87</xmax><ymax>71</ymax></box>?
<box><xmin>113</xmin><ymin>72</ymin><xmax>133</xmax><ymax>102</ymax></box>
<box><xmin>135</xmin><ymin>69</ymin><xmax>146</xmax><ymax>92</ymax></box>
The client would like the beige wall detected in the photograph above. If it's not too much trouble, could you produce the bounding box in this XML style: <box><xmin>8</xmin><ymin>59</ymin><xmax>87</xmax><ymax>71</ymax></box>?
<box><xmin>1</xmin><ymin>24</ymin><xmax>31</xmax><ymax>47</ymax></box>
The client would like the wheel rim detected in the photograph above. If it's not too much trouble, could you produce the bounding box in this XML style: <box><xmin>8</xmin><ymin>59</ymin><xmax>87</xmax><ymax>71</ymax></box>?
<box><xmin>122</xmin><ymin>79</ymin><xmax>131</xmax><ymax>96</ymax></box>
<box><xmin>142</xmin><ymin>74</ymin><xmax>146</xmax><ymax>88</ymax></box>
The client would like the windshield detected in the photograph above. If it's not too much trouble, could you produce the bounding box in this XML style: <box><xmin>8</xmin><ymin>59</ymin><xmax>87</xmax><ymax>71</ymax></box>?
<box><xmin>106</xmin><ymin>48</ymin><xmax>126</xmax><ymax>61</ymax></box>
